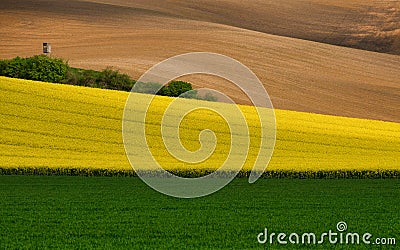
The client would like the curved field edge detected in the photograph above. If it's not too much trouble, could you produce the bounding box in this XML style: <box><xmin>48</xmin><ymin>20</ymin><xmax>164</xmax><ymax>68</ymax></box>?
<box><xmin>1</xmin><ymin>76</ymin><xmax>399</xmax><ymax>173</ymax></box>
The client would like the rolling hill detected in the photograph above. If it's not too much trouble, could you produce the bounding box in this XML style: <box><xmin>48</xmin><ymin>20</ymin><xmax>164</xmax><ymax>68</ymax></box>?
<box><xmin>81</xmin><ymin>0</ymin><xmax>400</xmax><ymax>55</ymax></box>
<box><xmin>1</xmin><ymin>76</ymin><xmax>399</xmax><ymax>173</ymax></box>
<box><xmin>0</xmin><ymin>0</ymin><xmax>399</xmax><ymax>123</ymax></box>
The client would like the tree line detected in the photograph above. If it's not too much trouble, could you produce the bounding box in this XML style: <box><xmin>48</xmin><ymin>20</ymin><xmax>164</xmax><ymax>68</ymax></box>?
<box><xmin>0</xmin><ymin>55</ymin><xmax>216</xmax><ymax>101</ymax></box>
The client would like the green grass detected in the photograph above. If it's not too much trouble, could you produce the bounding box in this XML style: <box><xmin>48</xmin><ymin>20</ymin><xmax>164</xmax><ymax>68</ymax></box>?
<box><xmin>0</xmin><ymin>176</ymin><xmax>398</xmax><ymax>249</ymax></box>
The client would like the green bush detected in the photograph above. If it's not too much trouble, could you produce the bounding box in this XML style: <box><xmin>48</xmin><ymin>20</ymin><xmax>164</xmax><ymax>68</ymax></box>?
<box><xmin>159</xmin><ymin>81</ymin><xmax>192</xmax><ymax>97</ymax></box>
<box><xmin>0</xmin><ymin>60</ymin><xmax>7</xmax><ymax>74</ymax></box>
<box><xmin>0</xmin><ymin>59</ymin><xmax>11</xmax><ymax>76</ymax></box>
<box><xmin>98</xmin><ymin>68</ymin><xmax>134</xmax><ymax>91</ymax></box>
<box><xmin>63</xmin><ymin>67</ymin><xmax>135</xmax><ymax>91</ymax></box>
<box><xmin>0</xmin><ymin>57</ymin><xmax>27</xmax><ymax>79</ymax></box>
<box><xmin>0</xmin><ymin>55</ymin><xmax>68</xmax><ymax>83</ymax></box>
<box><xmin>133</xmin><ymin>80</ymin><xmax>198</xmax><ymax>99</ymax></box>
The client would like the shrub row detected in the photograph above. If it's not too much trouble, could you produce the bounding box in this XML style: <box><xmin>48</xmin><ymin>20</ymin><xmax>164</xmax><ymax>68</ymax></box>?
<box><xmin>0</xmin><ymin>55</ymin><xmax>216</xmax><ymax>100</ymax></box>
<box><xmin>63</xmin><ymin>67</ymin><xmax>135</xmax><ymax>91</ymax></box>
<box><xmin>0</xmin><ymin>167</ymin><xmax>399</xmax><ymax>179</ymax></box>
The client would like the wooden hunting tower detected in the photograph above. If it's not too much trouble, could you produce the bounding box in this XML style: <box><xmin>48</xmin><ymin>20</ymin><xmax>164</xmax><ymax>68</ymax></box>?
<box><xmin>43</xmin><ymin>42</ymin><xmax>51</xmax><ymax>54</ymax></box>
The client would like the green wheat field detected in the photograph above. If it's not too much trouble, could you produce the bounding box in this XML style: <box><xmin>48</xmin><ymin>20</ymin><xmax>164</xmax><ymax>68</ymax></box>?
<box><xmin>0</xmin><ymin>176</ymin><xmax>398</xmax><ymax>249</ymax></box>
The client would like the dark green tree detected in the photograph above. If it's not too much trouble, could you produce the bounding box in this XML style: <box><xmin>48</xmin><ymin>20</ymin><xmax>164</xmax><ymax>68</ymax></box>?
<box><xmin>159</xmin><ymin>81</ymin><xmax>193</xmax><ymax>97</ymax></box>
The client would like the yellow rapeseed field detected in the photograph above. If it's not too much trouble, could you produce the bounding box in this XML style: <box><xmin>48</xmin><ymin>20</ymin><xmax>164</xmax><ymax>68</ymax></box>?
<box><xmin>1</xmin><ymin>76</ymin><xmax>399</xmax><ymax>172</ymax></box>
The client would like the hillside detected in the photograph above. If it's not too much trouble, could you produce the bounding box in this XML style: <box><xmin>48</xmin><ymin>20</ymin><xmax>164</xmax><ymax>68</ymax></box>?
<box><xmin>0</xmin><ymin>0</ymin><xmax>399</xmax><ymax>122</ymax></box>
<box><xmin>1</xmin><ymin>77</ymin><xmax>399</xmax><ymax>172</ymax></box>
<box><xmin>82</xmin><ymin>0</ymin><xmax>400</xmax><ymax>55</ymax></box>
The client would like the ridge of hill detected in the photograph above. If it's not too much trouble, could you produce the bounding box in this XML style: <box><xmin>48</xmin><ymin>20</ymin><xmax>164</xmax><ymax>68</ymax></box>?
<box><xmin>80</xmin><ymin>0</ymin><xmax>400</xmax><ymax>55</ymax></box>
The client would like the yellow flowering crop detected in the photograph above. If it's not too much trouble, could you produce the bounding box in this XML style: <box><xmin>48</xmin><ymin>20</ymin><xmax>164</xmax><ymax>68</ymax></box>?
<box><xmin>1</xmin><ymin>76</ymin><xmax>399</xmax><ymax>172</ymax></box>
